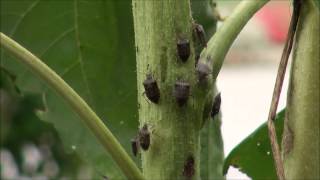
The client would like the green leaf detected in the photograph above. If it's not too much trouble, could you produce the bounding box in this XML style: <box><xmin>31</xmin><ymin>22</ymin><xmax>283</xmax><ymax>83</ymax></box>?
<box><xmin>223</xmin><ymin>109</ymin><xmax>286</xmax><ymax>179</ymax></box>
<box><xmin>1</xmin><ymin>0</ymin><xmax>138</xmax><ymax>178</ymax></box>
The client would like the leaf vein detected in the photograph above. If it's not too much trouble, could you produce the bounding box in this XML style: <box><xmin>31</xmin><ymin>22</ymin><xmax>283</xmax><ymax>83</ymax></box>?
<box><xmin>73</xmin><ymin>0</ymin><xmax>95</xmax><ymax>107</ymax></box>
<box><xmin>40</xmin><ymin>27</ymin><xmax>75</xmax><ymax>57</ymax></box>
<box><xmin>10</xmin><ymin>0</ymin><xmax>41</xmax><ymax>36</ymax></box>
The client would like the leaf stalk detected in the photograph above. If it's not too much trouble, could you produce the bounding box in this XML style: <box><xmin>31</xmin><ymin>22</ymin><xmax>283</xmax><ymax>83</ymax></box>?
<box><xmin>0</xmin><ymin>32</ymin><xmax>145</xmax><ymax>180</ymax></box>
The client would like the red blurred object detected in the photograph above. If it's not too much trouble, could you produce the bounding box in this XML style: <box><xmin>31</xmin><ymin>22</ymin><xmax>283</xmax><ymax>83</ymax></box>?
<box><xmin>256</xmin><ymin>2</ymin><xmax>291</xmax><ymax>44</ymax></box>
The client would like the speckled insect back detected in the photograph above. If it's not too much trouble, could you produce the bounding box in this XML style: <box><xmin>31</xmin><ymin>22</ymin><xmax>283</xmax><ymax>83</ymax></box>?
<box><xmin>138</xmin><ymin>124</ymin><xmax>150</xmax><ymax>151</ymax></box>
<box><xmin>143</xmin><ymin>74</ymin><xmax>160</xmax><ymax>103</ymax></box>
<box><xmin>173</xmin><ymin>80</ymin><xmax>190</xmax><ymax>107</ymax></box>
<box><xmin>177</xmin><ymin>38</ymin><xmax>190</xmax><ymax>62</ymax></box>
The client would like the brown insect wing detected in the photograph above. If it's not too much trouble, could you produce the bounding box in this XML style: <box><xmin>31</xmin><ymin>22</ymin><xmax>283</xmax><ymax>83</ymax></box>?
<box><xmin>139</xmin><ymin>125</ymin><xmax>150</xmax><ymax>151</ymax></box>
<box><xmin>182</xmin><ymin>155</ymin><xmax>195</xmax><ymax>179</ymax></box>
<box><xmin>173</xmin><ymin>81</ymin><xmax>190</xmax><ymax>106</ymax></box>
<box><xmin>177</xmin><ymin>39</ymin><xmax>190</xmax><ymax>62</ymax></box>
<box><xmin>143</xmin><ymin>74</ymin><xmax>160</xmax><ymax>103</ymax></box>
<box><xmin>131</xmin><ymin>137</ymin><xmax>138</xmax><ymax>156</ymax></box>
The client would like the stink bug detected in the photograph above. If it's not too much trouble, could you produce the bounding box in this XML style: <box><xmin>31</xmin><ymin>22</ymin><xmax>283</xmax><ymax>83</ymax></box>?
<box><xmin>138</xmin><ymin>124</ymin><xmax>150</xmax><ymax>151</ymax></box>
<box><xmin>173</xmin><ymin>81</ymin><xmax>190</xmax><ymax>107</ymax></box>
<box><xmin>196</xmin><ymin>62</ymin><xmax>211</xmax><ymax>84</ymax></box>
<box><xmin>195</xmin><ymin>54</ymin><xmax>200</xmax><ymax>67</ymax></box>
<box><xmin>177</xmin><ymin>38</ymin><xmax>190</xmax><ymax>62</ymax></box>
<box><xmin>211</xmin><ymin>93</ymin><xmax>221</xmax><ymax>119</ymax></box>
<box><xmin>182</xmin><ymin>155</ymin><xmax>195</xmax><ymax>179</ymax></box>
<box><xmin>193</xmin><ymin>23</ymin><xmax>207</xmax><ymax>47</ymax></box>
<box><xmin>131</xmin><ymin>137</ymin><xmax>139</xmax><ymax>156</ymax></box>
<box><xmin>143</xmin><ymin>74</ymin><xmax>160</xmax><ymax>103</ymax></box>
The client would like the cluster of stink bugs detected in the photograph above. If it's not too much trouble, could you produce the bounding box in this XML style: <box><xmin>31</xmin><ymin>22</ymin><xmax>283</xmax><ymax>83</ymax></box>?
<box><xmin>140</xmin><ymin>22</ymin><xmax>210</xmax><ymax>109</ymax></box>
<box><xmin>133</xmin><ymin>21</ymin><xmax>222</xmax><ymax>179</ymax></box>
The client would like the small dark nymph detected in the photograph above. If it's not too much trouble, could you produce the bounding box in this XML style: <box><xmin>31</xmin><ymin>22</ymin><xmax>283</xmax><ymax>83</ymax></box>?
<box><xmin>182</xmin><ymin>155</ymin><xmax>195</xmax><ymax>179</ymax></box>
<box><xmin>177</xmin><ymin>38</ymin><xmax>190</xmax><ymax>62</ymax></box>
<box><xmin>193</xmin><ymin>23</ymin><xmax>207</xmax><ymax>47</ymax></box>
<box><xmin>143</xmin><ymin>74</ymin><xmax>160</xmax><ymax>103</ymax></box>
<box><xmin>138</xmin><ymin>124</ymin><xmax>150</xmax><ymax>151</ymax></box>
<box><xmin>211</xmin><ymin>93</ymin><xmax>221</xmax><ymax>119</ymax></box>
<box><xmin>173</xmin><ymin>81</ymin><xmax>190</xmax><ymax>107</ymax></box>
<box><xmin>196</xmin><ymin>61</ymin><xmax>211</xmax><ymax>84</ymax></box>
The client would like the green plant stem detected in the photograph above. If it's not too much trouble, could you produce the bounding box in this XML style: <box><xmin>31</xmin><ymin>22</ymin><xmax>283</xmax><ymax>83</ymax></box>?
<box><xmin>198</xmin><ymin>1</ymin><xmax>225</xmax><ymax>177</ymax></box>
<box><xmin>200</xmin><ymin>87</ymin><xmax>224</xmax><ymax>180</ymax></box>
<box><xmin>133</xmin><ymin>0</ymin><xmax>207</xmax><ymax>179</ymax></box>
<box><xmin>0</xmin><ymin>32</ymin><xmax>145</xmax><ymax>180</ymax></box>
<box><xmin>282</xmin><ymin>1</ymin><xmax>319</xmax><ymax>178</ymax></box>
<box><xmin>199</xmin><ymin>0</ymin><xmax>269</xmax><ymax>80</ymax></box>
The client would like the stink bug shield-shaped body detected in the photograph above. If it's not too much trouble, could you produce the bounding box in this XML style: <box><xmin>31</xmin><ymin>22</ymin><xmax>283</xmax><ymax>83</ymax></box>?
<box><xmin>131</xmin><ymin>124</ymin><xmax>151</xmax><ymax>155</ymax></box>
<box><xmin>193</xmin><ymin>23</ymin><xmax>207</xmax><ymax>47</ymax></box>
<box><xmin>173</xmin><ymin>81</ymin><xmax>190</xmax><ymax>107</ymax></box>
<box><xmin>131</xmin><ymin>137</ymin><xmax>139</xmax><ymax>156</ymax></box>
<box><xmin>143</xmin><ymin>74</ymin><xmax>160</xmax><ymax>103</ymax></box>
<box><xmin>177</xmin><ymin>38</ymin><xmax>190</xmax><ymax>62</ymax></box>
<box><xmin>138</xmin><ymin>124</ymin><xmax>150</xmax><ymax>151</ymax></box>
<box><xmin>211</xmin><ymin>93</ymin><xmax>221</xmax><ymax>119</ymax></box>
<box><xmin>196</xmin><ymin>62</ymin><xmax>211</xmax><ymax>84</ymax></box>
<box><xmin>182</xmin><ymin>155</ymin><xmax>195</xmax><ymax>179</ymax></box>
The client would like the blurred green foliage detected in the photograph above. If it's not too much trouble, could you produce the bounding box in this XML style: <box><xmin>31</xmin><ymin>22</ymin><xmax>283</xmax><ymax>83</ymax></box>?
<box><xmin>1</xmin><ymin>68</ymin><xmax>83</xmax><ymax>178</ymax></box>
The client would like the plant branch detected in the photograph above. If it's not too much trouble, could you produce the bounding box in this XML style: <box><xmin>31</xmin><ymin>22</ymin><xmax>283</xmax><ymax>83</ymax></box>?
<box><xmin>267</xmin><ymin>1</ymin><xmax>301</xmax><ymax>180</ymax></box>
<box><xmin>0</xmin><ymin>32</ymin><xmax>145</xmax><ymax>180</ymax></box>
<box><xmin>282</xmin><ymin>0</ymin><xmax>319</xmax><ymax>178</ymax></box>
<box><xmin>198</xmin><ymin>0</ymin><xmax>269</xmax><ymax>80</ymax></box>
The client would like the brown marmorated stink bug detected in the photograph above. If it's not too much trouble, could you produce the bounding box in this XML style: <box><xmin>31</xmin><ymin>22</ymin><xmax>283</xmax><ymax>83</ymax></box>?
<box><xmin>196</xmin><ymin>61</ymin><xmax>211</xmax><ymax>84</ymax></box>
<box><xmin>211</xmin><ymin>92</ymin><xmax>221</xmax><ymax>119</ymax></box>
<box><xmin>177</xmin><ymin>38</ymin><xmax>190</xmax><ymax>62</ymax></box>
<box><xmin>130</xmin><ymin>124</ymin><xmax>151</xmax><ymax>156</ymax></box>
<box><xmin>193</xmin><ymin>23</ymin><xmax>207</xmax><ymax>47</ymax></box>
<box><xmin>195</xmin><ymin>54</ymin><xmax>200</xmax><ymax>67</ymax></box>
<box><xmin>143</xmin><ymin>74</ymin><xmax>160</xmax><ymax>104</ymax></box>
<box><xmin>173</xmin><ymin>80</ymin><xmax>190</xmax><ymax>107</ymax></box>
<box><xmin>138</xmin><ymin>124</ymin><xmax>151</xmax><ymax>151</ymax></box>
<box><xmin>182</xmin><ymin>155</ymin><xmax>195</xmax><ymax>179</ymax></box>
<box><xmin>131</xmin><ymin>137</ymin><xmax>139</xmax><ymax>156</ymax></box>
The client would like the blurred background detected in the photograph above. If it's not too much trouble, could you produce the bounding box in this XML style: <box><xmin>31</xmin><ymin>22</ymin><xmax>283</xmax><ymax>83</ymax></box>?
<box><xmin>1</xmin><ymin>0</ymin><xmax>292</xmax><ymax>179</ymax></box>
<box><xmin>215</xmin><ymin>0</ymin><xmax>291</xmax><ymax>179</ymax></box>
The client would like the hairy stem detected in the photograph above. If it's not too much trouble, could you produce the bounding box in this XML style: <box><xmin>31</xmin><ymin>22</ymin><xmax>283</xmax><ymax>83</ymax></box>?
<box><xmin>282</xmin><ymin>1</ymin><xmax>319</xmax><ymax>178</ymax></box>
<box><xmin>198</xmin><ymin>0</ymin><xmax>269</xmax><ymax>80</ymax></box>
<box><xmin>132</xmin><ymin>0</ymin><xmax>208</xmax><ymax>179</ymax></box>
<box><xmin>0</xmin><ymin>32</ymin><xmax>145</xmax><ymax>180</ymax></box>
